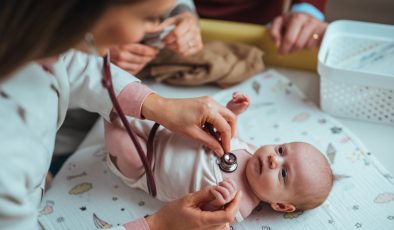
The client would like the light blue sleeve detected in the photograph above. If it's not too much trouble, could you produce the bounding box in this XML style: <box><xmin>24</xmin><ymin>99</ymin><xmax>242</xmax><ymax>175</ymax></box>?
<box><xmin>175</xmin><ymin>0</ymin><xmax>195</xmax><ymax>11</ymax></box>
<box><xmin>291</xmin><ymin>2</ymin><xmax>325</xmax><ymax>21</ymax></box>
<box><xmin>170</xmin><ymin>0</ymin><xmax>196</xmax><ymax>16</ymax></box>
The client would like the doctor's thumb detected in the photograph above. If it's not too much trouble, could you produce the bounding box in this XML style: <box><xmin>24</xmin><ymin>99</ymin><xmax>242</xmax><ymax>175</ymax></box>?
<box><xmin>192</xmin><ymin>127</ymin><xmax>225</xmax><ymax>157</ymax></box>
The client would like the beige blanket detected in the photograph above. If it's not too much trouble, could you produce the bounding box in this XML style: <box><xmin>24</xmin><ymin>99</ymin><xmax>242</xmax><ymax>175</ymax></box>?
<box><xmin>139</xmin><ymin>41</ymin><xmax>264</xmax><ymax>88</ymax></box>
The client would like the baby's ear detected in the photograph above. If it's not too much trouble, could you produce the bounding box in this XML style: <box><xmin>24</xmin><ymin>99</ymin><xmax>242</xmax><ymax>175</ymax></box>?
<box><xmin>271</xmin><ymin>202</ymin><xmax>296</xmax><ymax>213</ymax></box>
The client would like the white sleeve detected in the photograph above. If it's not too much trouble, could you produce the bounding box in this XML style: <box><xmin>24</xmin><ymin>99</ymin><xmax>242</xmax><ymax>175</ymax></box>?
<box><xmin>0</xmin><ymin>99</ymin><xmax>45</xmax><ymax>230</ymax></box>
<box><xmin>61</xmin><ymin>50</ymin><xmax>141</xmax><ymax>121</ymax></box>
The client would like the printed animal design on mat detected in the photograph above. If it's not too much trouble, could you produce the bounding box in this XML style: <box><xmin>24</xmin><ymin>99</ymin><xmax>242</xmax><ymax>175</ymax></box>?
<box><xmin>292</xmin><ymin>112</ymin><xmax>310</xmax><ymax>122</ymax></box>
<box><xmin>326</xmin><ymin>143</ymin><xmax>336</xmax><ymax>164</ymax></box>
<box><xmin>67</xmin><ymin>162</ymin><xmax>77</xmax><ymax>171</ymax></box>
<box><xmin>283</xmin><ymin>210</ymin><xmax>303</xmax><ymax>219</ymax></box>
<box><xmin>346</xmin><ymin>149</ymin><xmax>368</xmax><ymax>164</ymax></box>
<box><xmin>17</xmin><ymin>106</ymin><xmax>26</xmax><ymax>122</ymax></box>
<box><xmin>252</xmin><ymin>81</ymin><xmax>261</xmax><ymax>95</ymax></box>
<box><xmin>39</xmin><ymin>200</ymin><xmax>54</xmax><ymax>216</ymax></box>
<box><xmin>330</xmin><ymin>126</ymin><xmax>342</xmax><ymax>134</ymax></box>
<box><xmin>355</xmin><ymin>222</ymin><xmax>362</xmax><ymax>228</ymax></box>
<box><xmin>374</xmin><ymin>192</ymin><xmax>394</xmax><ymax>203</ymax></box>
<box><xmin>93</xmin><ymin>149</ymin><xmax>108</xmax><ymax>162</ymax></box>
<box><xmin>262</xmin><ymin>72</ymin><xmax>273</xmax><ymax>79</ymax></box>
<box><xmin>69</xmin><ymin>182</ymin><xmax>92</xmax><ymax>195</ymax></box>
<box><xmin>93</xmin><ymin>213</ymin><xmax>112</xmax><ymax>229</ymax></box>
<box><xmin>56</xmin><ymin>217</ymin><xmax>65</xmax><ymax>223</ymax></box>
<box><xmin>66</xmin><ymin>171</ymin><xmax>87</xmax><ymax>180</ymax></box>
<box><xmin>339</xmin><ymin>136</ymin><xmax>351</xmax><ymax>144</ymax></box>
<box><xmin>271</xmin><ymin>81</ymin><xmax>288</xmax><ymax>93</ymax></box>
<box><xmin>93</xmin><ymin>149</ymin><xmax>107</xmax><ymax>157</ymax></box>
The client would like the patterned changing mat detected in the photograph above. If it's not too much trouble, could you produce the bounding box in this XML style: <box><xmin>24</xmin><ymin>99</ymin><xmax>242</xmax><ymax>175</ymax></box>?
<box><xmin>39</xmin><ymin>70</ymin><xmax>394</xmax><ymax>229</ymax></box>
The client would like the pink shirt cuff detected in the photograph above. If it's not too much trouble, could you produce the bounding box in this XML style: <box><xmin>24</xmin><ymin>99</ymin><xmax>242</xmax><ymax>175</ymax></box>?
<box><xmin>117</xmin><ymin>82</ymin><xmax>154</xmax><ymax>119</ymax></box>
<box><xmin>124</xmin><ymin>218</ymin><xmax>150</xmax><ymax>230</ymax></box>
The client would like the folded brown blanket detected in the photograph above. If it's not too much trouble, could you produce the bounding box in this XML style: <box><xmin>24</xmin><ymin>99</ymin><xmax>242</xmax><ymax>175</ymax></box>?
<box><xmin>138</xmin><ymin>41</ymin><xmax>264</xmax><ymax>88</ymax></box>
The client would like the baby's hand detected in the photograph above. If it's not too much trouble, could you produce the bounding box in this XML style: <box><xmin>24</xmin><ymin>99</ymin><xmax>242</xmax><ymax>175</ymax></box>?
<box><xmin>226</xmin><ymin>92</ymin><xmax>249</xmax><ymax>116</ymax></box>
<box><xmin>202</xmin><ymin>178</ymin><xmax>238</xmax><ymax>211</ymax></box>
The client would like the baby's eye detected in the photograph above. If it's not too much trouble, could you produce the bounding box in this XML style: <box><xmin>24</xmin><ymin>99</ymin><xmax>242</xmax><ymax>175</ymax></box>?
<box><xmin>278</xmin><ymin>146</ymin><xmax>284</xmax><ymax>156</ymax></box>
<box><xmin>281</xmin><ymin>169</ymin><xmax>287</xmax><ymax>180</ymax></box>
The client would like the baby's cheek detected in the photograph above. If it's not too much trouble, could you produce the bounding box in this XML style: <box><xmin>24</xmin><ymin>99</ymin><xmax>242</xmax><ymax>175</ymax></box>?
<box><xmin>253</xmin><ymin>176</ymin><xmax>269</xmax><ymax>195</ymax></box>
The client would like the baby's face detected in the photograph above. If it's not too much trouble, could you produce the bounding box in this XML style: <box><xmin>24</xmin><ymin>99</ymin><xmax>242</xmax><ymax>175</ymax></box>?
<box><xmin>245</xmin><ymin>142</ymin><xmax>325</xmax><ymax>206</ymax></box>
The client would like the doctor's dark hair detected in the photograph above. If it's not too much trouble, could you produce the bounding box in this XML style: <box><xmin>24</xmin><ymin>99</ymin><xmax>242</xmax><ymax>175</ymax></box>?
<box><xmin>0</xmin><ymin>0</ymin><xmax>141</xmax><ymax>79</ymax></box>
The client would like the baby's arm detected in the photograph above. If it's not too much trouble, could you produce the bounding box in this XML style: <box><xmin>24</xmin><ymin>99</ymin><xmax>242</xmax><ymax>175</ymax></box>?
<box><xmin>201</xmin><ymin>178</ymin><xmax>238</xmax><ymax>211</ymax></box>
<box><xmin>226</xmin><ymin>92</ymin><xmax>249</xmax><ymax>116</ymax></box>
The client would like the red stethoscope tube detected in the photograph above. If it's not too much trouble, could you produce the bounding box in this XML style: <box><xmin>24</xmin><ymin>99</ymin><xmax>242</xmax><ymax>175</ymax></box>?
<box><xmin>102</xmin><ymin>53</ymin><xmax>158</xmax><ymax>196</ymax></box>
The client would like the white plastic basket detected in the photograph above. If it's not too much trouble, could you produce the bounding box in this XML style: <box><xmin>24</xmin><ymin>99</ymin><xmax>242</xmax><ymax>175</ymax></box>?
<box><xmin>318</xmin><ymin>20</ymin><xmax>394</xmax><ymax>125</ymax></box>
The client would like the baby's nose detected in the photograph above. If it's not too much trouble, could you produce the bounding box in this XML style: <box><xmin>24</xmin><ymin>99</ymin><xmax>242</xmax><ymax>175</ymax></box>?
<box><xmin>268</xmin><ymin>155</ymin><xmax>278</xmax><ymax>169</ymax></box>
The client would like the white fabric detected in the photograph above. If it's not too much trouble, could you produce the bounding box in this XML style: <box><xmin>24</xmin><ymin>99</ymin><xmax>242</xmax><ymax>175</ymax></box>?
<box><xmin>107</xmin><ymin>119</ymin><xmax>247</xmax><ymax>221</ymax></box>
<box><xmin>39</xmin><ymin>70</ymin><xmax>394</xmax><ymax>229</ymax></box>
<box><xmin>0</xmin><ymin>50</ymin><xmax>140</xmax><ymax>230</ymax></box>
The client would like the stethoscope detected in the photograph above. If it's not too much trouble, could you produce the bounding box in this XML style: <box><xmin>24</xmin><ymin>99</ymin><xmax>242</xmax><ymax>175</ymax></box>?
<box><xmin>98</xmin><ymin>42</ymin><xmax>237</xmax><ymax>197</ymax></box>
<box><xmin>83</xmin><ymin>33</ymin><xmax>158</xmax><ymax>197</ymax></box>
<box><xmin>204</xmin><ymin>123</ymin><xmax>238</xmax><ymax>173</ymax></box>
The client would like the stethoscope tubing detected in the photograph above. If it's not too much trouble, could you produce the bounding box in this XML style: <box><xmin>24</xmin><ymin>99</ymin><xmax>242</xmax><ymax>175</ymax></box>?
<box><xmin>103</xmin><ymin>54</ymin><xmax>157</xmax><ymax>196</ymax></box>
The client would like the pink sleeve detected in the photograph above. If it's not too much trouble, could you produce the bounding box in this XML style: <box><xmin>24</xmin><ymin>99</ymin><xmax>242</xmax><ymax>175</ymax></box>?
<box><xmin>116</xmin><ymin>82</ymin><xmax>155</xmax><ymax>119</ymax></box>
<box><xmin>123</xmin><ymin>218</ymin><xmax>150</xmax><ymax>230</ymax></box>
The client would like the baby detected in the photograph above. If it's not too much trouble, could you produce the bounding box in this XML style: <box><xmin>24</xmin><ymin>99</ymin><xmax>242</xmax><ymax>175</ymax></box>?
<box><xmin>105</xmin><ymin>92</ymin><xmax>333</xmax><ymax>221</ymax></box>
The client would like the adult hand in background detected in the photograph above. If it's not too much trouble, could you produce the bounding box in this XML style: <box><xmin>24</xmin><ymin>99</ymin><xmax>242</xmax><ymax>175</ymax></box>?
<box><xmin>145</xmin><ymin>186</ymin><xmax>242</xmax><ymax>230</ymax></box>
<box><xmin>270</xmin><ymin>12</ymin><xmax>328</xmax><ymax>55</ymax></box>
<box><xmin>161</xmin><ymin>12</ymin><xmax>203</xmax><ymax>57</ymax></box>
<box><xmin>110</xmin><ymin>43</ymin><xmax>159</xmax><ymax>74</ymax></box>
<box><xmin>110</xmin><ymin>12</ymin><xmax>202</xmax><ymax>74</ymax></box>
<box><xmin>141</xmin><ymin>94</ymin><xmax>236</xmax><ymax>157</ymax></box>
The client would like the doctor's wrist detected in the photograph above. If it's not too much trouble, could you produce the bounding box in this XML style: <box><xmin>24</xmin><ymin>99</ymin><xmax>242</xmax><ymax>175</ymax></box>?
<box><xmin>144</xmin><ymin>212</ymin><xmax>165</xmax><ymax>230</ymax></box>
<box><xmin>141</xmin><ymin>93</ymin><xmax>165</xmax><ymax>122</ymax></box>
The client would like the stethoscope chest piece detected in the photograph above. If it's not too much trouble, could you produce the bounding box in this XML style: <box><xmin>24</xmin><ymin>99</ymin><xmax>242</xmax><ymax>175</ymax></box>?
<box><xmin>218</xmin><ymin>152</ymin><xmax>238</xmax><ymax>173</ymax></box>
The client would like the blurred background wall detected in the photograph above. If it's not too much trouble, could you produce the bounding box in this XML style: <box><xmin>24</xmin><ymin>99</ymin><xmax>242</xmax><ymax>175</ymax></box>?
<box><xmin>325</xmin><ymin>0</ymin><xmax>394</xmax><ymax>24</ymax></box>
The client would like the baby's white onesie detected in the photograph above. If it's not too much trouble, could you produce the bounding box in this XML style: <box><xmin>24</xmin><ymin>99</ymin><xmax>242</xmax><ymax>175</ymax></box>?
<box><xmin>107</xmin><ymin>119</ymin><xmax>254</xmax><ymax>222</ymax></box>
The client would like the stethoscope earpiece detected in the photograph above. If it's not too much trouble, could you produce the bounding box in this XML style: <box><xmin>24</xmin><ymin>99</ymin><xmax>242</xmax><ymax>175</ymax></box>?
<box><xmin>218</xmin><ymin>152</ymin><xmax>238</xmax><ymax>173</ymax></box>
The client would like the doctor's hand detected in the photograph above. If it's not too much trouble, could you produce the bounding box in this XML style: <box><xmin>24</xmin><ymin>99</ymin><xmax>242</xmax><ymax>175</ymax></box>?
<box><xmin>270</xmin><ymin>12</ymin><xmax>328</xmax><ymax>55</ymax></box>
<box><xmin>110</xmin><ymin>43</ymin><xmax>159</xmax><ymax>74</ymax></box>
<box><xmin>141</xmin><ymin>94</ymin><xmax>236</xmax><ymax>157</ymax></box>
<box><xmin>161</xmin><ymin>12</ymin><xmax>203</xmax><ymax>57</ymax></box>
<box><xmin>145</xmin><ymin>185</ymin><xmax>242</xmax><ymax>230</ymax></box>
